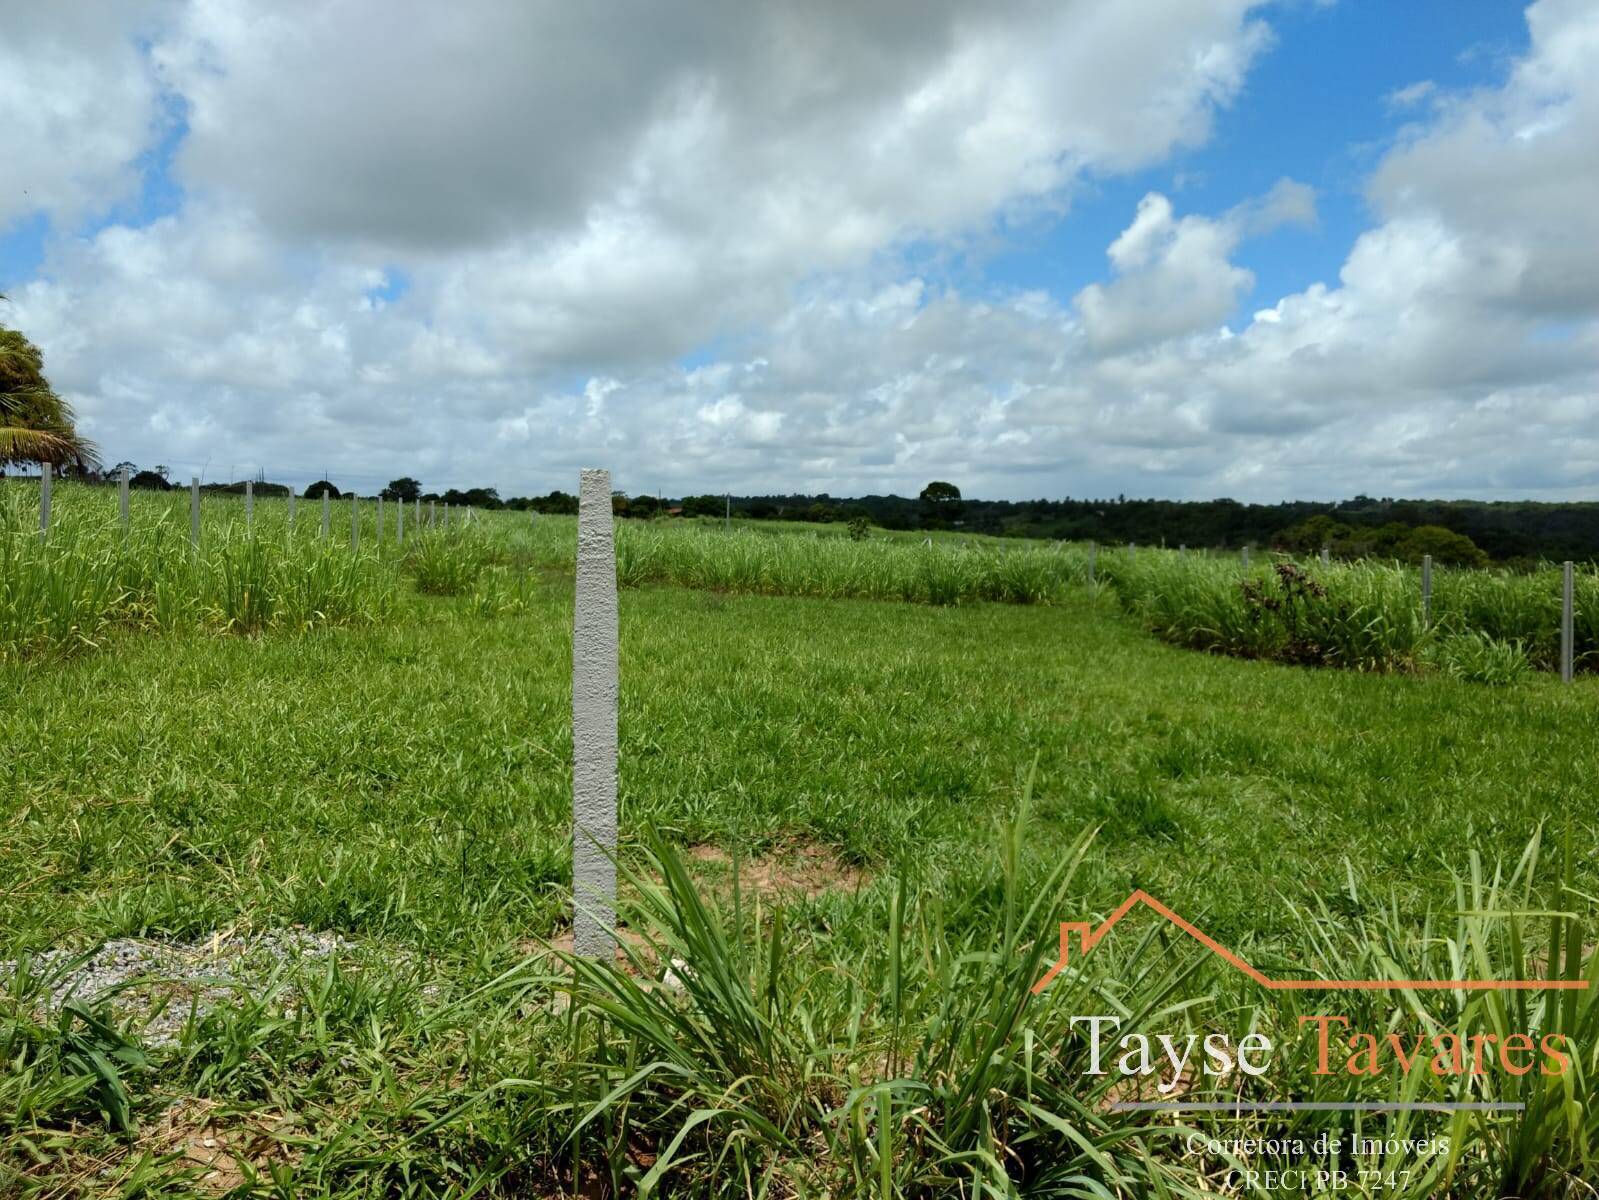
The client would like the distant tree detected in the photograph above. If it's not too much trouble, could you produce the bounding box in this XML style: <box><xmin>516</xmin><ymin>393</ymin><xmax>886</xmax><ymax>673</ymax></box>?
<box><xmin>109</xmin><ymin>460</ymin><xmax>139</xmax><ymax>479</ymax></box>
<box><xmin>128</xmin><ymin>469</ymin><xmax>171</xmax><ymax>491</ymax></box>
<box><xmin>1274</xmin><ymin>514</ymin><xmax>1351</xmax><ymax>555</ymax></box>
<box><xmin>919</xmin><ymin>481</ymin><xmax>963</xmax><ymax>527</ymax></box>
<box><xmin>383</xmin><ymin>477</ymin><xmax>421</xmax><ymax>502</ymax></box>
<box><xmin>0</xmin><ymin>313</ymin><xmax>98</xmax><ymax>470</ymax></box>
<box><xmin>680</xmin><ymin>494</ymin><xmax>722</xmax><ymax>518</ymax></box>
<box><xmin>304</xmin><ymin>480</ymin><xmax>341</xmax><ymax>499</ymax></box>
<box><xmin>628</xmin><ymin>494</ymin><xmax>661</xmax><ymax>518</ymax></box>
<box><xmin>1395</xmin><ymin>525</ymin><xmax>1489</xmax><ymax>569</ymax></box>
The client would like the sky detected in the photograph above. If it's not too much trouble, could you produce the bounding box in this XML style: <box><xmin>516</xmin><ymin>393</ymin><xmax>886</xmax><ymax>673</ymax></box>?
<box><xmin>2</xmin><ymin>0</ymin><xmax>1596</xmax><ymax>502</ymax></box>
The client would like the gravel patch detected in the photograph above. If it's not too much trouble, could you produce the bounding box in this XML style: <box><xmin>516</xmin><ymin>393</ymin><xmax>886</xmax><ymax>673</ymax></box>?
<box><xmin>2</xmin><ymin>928</ymin><xmax>356</xmax><ymax>1047</ymax></box>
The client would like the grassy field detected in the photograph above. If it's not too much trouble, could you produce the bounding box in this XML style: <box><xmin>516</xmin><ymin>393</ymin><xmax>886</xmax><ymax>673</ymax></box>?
<box><xmin>2</xmin><ymin>483</ymin><xmax>1597</xmax><ymax>1196</ymax></box>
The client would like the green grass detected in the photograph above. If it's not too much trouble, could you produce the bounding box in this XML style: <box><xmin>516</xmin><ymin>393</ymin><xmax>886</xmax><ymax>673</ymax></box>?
<box><xmin>3</xmin><ymin>482</ymin><xmax>1598</xmax><ymax>1194</ymax></box>
<box><xmin>3</xmin><ymin>567</ymin><xmax>1597</xmax><ymax>1195</ymax></box>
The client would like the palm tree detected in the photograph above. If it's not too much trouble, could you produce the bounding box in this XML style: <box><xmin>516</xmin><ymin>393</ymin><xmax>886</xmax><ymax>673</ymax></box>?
<box><xmin>0</xmin><ymin>295</ymin><xmax>98</xmax><ymax>471</ymax></box>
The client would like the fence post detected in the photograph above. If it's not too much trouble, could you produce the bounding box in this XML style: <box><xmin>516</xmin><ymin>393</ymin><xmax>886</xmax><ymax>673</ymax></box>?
<box><xmin>1126</xmin><ymin>541</ymin><xmax>1134</xmax><ymax>555</ymax></box>
<box><xmin>119</xmin><ymin>466</ymin><xmax>130</xmax><ymax>530</ymax></box>
<box><xmin>190</xmin><ymin>476</ymin><xmax>200</xmax><ymax>550</ymax></box>
<box><xmin>321</xmin><ymin>489</ymin><xmax>330</xmax><ymax>538</ymax></box>
<box><xmin>1242</xmin><ymin>545</ymin><xmax>1250</xmax><ymax>569</ymax></box>
<box><xmin>414</xmin><ymin>498</ymin><xmax>420</xmax><ymax>531</ymax></box>
<box><xmin>1421</xmin><ymin>554</ymin><xmax>1432</xmax><ymax>625</ymax></box>
<box><xmin>573</xmin><ymin>467</ymin><xmax>618</xmax><ymax>956</ymax></box>
<box><xmin>1088</xmin><ymin>543</ymin><xmax>1097</xmax><ymax>582</ymax></box>
<box><xmin>351</xmin><ymin>495</ymin><xmax>359</xmax><ymax>550</ymax></box>
<box><xmin>397</xmin><ymin>493</ymin><xmax>404</xmax><ymax>545</ymax></box>
<box><xmin>431</xmin><ymin>499</ymin><xmax>437</xmax><ymax>526</ymax></box>
<box><xmin>1321</xmin><ymin>545</ymin><xmax>1330</xmax><ymax>568</ymax></box>
<box><xmin>377</xmin><ymin>495</ymin><xmax>383</xmax><ymax>542</ymax></box>
<box><xmin>288</xmin><ymin>492</ymin><xmax>296</xmax><ymax>529</ymax></box>
<box><xmin>725</xmin><ymin>493</ymin><xmax>731</xmax><ymax>531</ymax></box>
<box><xmin>1179</xmin><ymin>543</ymin><xmax>1186</xmax><ymax>559</ymax></box>
<box><xmin>1561</xmin><ymin>561</ymin><xmax>1574</xmax><ymax>684</ymax></box>
<box><xmin>38</xmin><ymin>462</ymin><xmax>51</xmax><ymax>537</ymax></box>
<box><xmin>245</xmin><ymin>480</ymin><xmax>253</xmax><ymax>532</ymax></box>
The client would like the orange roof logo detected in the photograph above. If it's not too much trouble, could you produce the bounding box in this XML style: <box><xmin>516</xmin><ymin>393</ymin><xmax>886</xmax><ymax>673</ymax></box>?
<box><xmin>1031</xmin><ymin>890</ymin><xmax>1591</xmax><ymax>995</ymax></box>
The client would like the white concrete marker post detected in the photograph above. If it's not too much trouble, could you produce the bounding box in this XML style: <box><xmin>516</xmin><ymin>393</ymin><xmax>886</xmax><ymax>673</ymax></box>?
<box><xmin>190</xmin><ymin>477</ymin><xmax>200</xmax><ymax>551</ymax></box>
<box><xmin>1421</xmin><ymin>554</ymin><xmax>1433</xmax><ymax>625</ymax></box>
<box><xmin>377</xmin><ymin>495</ymin><xmax>384</xmax><ymax>543</ymax></box>
<box><xmin>1321</xmin><ymin>545</ymin><xmax>1330</xmax><ymax>568</ymax></box>
<box><xmin>119</xmin><ymin>467</ymin><xmax>130</xmax><ymax>531</ymax></box>
<box><xmin>1561</xmin><ymin>561</ymin><xmax>1574</xmax><ymax>684</ymax></box>
<box><xmin>431</xmin><ymin>499</ymin><xmax>437</xmax><ymax>527</ymax></box>
<box><xmin>414</xmin><ymin>498</ymin><xmax>420</xmax><ymax>531</ymax></box>
<box><xmin>573</xmin><ymin>468</ymin><xmax>618</xmax><ymax>957</ymax></box>
<box><xmin>397</xmin><ymin>494</ymin><xmax>404</xmax><ymax>546</ymax></box>
<box><xmin>38</xmin><ymin>463</ymin><xmax>51</xmax><ymax>538</ymax></box>
<box><xmin>1242</xmin><ymin>545</ymin><xmax>1250</xmax><ymax>569</ymax></box>
<box><xmin>245</xmin><ymin>480</ymin><xmax>253</xmax><ymax>532</ymax></box>
<box><xmin>351</xmin><ymin>496</ymin><xmax>359</xmax><ymax>551</ymax></box>
<box><xmin>288</xmin><ymin>492</ymin><xmax>296</xmax><ymax>529</ymax></box>
<box><xmin>1179</xmin><ymin>543</ymin><xmax>1186</xmax><ymax>559</ymax></box>
<box><xmin>321</xmin><ymin>490</ymin><xmax>330</xmax><ymax>539</ymax></box>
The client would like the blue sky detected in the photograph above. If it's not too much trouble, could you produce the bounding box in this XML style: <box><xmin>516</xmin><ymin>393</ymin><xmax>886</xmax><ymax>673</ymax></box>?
<box><xmin>3</xmin><ymin>1</ymin><xmax>1595</xmax><ymax>501</ymax></box>
<box><xmin>980</xmin><ymin>0</ymin><xmax>1532</xmax><ymax>324</ymax></box>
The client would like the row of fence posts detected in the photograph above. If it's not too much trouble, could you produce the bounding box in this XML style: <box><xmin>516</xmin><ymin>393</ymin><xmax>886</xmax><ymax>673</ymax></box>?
<box><xmin>22</xmin><ymin>465</ymin><xmax>1593</xmax><ymax>686</ymax></box>
<box><xmin>33</xmin><ymin>463</ymin><xmax>467</xmax><ymax>551</ymax></box>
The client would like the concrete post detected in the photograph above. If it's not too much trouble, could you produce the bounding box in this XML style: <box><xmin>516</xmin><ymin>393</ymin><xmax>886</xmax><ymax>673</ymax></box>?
<box><xmin>190</xmin><ymin>476</ymin><xmax>200</xmax><ymax>550</ymax></box>
<box><xmin>1321</xmin><ymin>545</ymin><xmax>1330</xmax><ymax>568</ymax></box>
<box><xmin>397</xmin><ymin>493</ymin><xmax>404</xmax><ymax>545</ymax></box>
<box><xmin>1561</xmin><ymin>561</ymin><xmax>1575</xmax><ymax>684</ymax></box>
<box><xmin>321</xmin><ymin>489</ymin><xmax>330</xmax><ymax>538</ymax></box>
<box><xmin>1421</xmin><ymin>554</ymin><xmax>1433</xmax><ymax>625</ymax></box>
<box><xmin>431</xmin><ymin>499</ymin><xmax>437</xmax><ymax>527</ymax></box>
<box><xmin>351</xmin><ymin>495</ymin><xmax>359</xmax><ymax>550</ymax></box>
<box><xmin>119</xmin><ymin>467</ymin><xmax>130</xmax><ymax>530</ymax></box>
<box><xmin>414</xmin><ymin>498</ymin><xmax>420</xmax><ymax>530</ymax></box>
<box><xmin>288</xmin><ymin>492</ymin><xmax>296</xmax><ymax>528</ymax></box>
<box><xmin>376</xmin><ymin>495</ymin><xmax>383</xmax><ymax>542</ymax></box>
<box><xmin>1179</xmin><ymin>543</ymin><xmax>1186</xmax><ymax>559</ymax></box>
<box><xmin>1127</xmin><ymin>541</ymin><xmax>1134</xmax><ymax>555</ymax></box>
<box><xmin>1242</xmin><ymin>545</ymin><xmax>1250</xmax><ymax>569</ymax></box>
<box><xmin>572</xmin><ymin>467</ymin><xmax>618</xmax><ymax>956</ymax></box>
<box><xmin>725</xmin><ymin>493</ymin><xmax>731</xmax><ymax>531</ymax></box>
<box><xmin>39</xmin><ymin>462</ymin><xmax>51</xmax><ymax>537</ymax></box>
<box><xmin>245</xmin><ymin>480</ymin><xmax>254</xmax><ymax>532</ymax></box>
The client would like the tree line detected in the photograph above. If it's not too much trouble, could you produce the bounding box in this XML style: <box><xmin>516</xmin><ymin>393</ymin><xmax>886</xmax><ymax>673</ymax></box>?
<box><xmin>5</xmin><ymin>309</ymin><xmax>1592</xmax><ymax>565</ymax></box>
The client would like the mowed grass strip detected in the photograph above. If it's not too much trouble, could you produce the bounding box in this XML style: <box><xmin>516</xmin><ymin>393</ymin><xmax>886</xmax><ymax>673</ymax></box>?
<box><xmin>4</xmin><ymin>583</ymin><xmax>1598</xmax><ymax>1195</ymax></box>
<box><xmin>5</xmin><ymin>584</ymin><xmax>1595</xmax><ymax>960</ymax></box>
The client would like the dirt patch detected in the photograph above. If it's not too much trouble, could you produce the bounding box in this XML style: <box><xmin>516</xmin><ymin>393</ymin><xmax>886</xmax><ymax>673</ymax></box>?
<box><xmin>134</xmin><ymin>1097</ymin><xmax>299</xmax><ymax>1193</ymax></box>
<box><xmin>684</xmin><ymin>841</ymin><xmax>868</xmax><ymax>899</ymax></box>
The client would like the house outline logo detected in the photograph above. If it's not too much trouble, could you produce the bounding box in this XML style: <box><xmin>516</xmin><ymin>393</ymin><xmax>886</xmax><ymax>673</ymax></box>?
<box><xmin>1031</xmin><ymin>889</ymin><xmax>1592</xmax><ymax>995</ymax></box>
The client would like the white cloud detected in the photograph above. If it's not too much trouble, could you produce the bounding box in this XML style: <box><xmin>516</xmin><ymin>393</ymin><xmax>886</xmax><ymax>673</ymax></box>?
<box><xmin>0</xmin><ymin>2</ymin><xmax>171</xmax><ymax>228</ymax></box>
<box><xmin>3</xmin><ymin>0</ymin><xmax>1598</xmax><ymax>503</ymax></box>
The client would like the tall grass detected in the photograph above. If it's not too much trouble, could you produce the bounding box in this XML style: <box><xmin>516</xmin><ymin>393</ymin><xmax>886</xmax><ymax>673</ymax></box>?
<box><xmin>0</xmin><ymin>480</ymin><xmax>396</xmax><ymax>658</ymax></box>
<box><xmin>1097</xmin><ymin>549</ymin><xmax>1593</xmax><ymax>677</ymax></box>
<box><xmin>7</xmin><ymin>481</ymin><xmax>1595</xmax><ymax>679</ymax></box>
